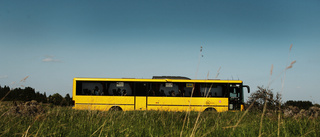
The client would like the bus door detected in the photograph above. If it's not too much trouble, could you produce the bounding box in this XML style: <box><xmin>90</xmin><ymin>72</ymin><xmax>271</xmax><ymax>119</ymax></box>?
<box><xmin>228</xmin><ymin>84</ymin><xmax>242</xmax><ymax>110</ymax></box>
<box><xmin>134</xmin><ymin>82</ymin><xmax>148</xmax><ymax>110</ymax></box>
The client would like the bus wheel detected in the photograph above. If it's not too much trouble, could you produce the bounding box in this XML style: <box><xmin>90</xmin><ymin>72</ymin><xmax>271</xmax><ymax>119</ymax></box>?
<box><xmin>204</xmin><ymin>108</ymin><xmax>217</xmax><ymax>112</ymax></box>
<box><xmin>109</xmin><ymin>106</ymin><xmax>122</xmax><ymax>111</ymax></box>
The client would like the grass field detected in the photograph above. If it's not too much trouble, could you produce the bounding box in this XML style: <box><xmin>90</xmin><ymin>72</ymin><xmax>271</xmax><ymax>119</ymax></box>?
<box><xmin>0</xmin><ymin>103</ymin><xmax>319</xmax><ymax>137</ymax></box>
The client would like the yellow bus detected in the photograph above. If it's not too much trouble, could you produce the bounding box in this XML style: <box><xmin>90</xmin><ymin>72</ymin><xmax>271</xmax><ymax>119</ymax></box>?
<box><xmin>72</xmin><ymin>76</ymin><xmax>250</xmax><ymax>112</ymax></box>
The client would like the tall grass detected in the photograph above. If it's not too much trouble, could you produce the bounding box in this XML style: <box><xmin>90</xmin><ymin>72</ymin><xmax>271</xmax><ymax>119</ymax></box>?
<box><xmin>0</xmin><ymin>104</ymin><xmax>319</xmax><ymax>137</ymax></box>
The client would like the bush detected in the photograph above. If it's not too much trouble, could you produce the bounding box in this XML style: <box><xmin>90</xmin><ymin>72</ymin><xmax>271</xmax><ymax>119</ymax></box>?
<box><xmin>246</xmin><ymin>86</ymin><xmax>281</xmax><ymax>112</ymax></box>
<box><xmin>48</xmin><ymin>93</ymin><xmax>64</xmax><ymax>106</ymax></box>
<box><xmin>284</xmin><ymin>100</ymin><xmax>313</xmax><ymax>110</ymax></box>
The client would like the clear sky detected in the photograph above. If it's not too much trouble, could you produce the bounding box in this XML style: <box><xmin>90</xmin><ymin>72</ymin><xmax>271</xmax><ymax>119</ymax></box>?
<box><xmin>1</xmin><ymin>0</ymin><xmax>319</xmax><ymax>103</ymax></box>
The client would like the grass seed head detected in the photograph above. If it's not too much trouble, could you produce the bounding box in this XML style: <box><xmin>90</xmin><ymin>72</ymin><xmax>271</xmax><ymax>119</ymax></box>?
<box><xmin>20</xmin><ymin>76</ymin><xmax>29</xmax><ymax>82</ymax></box>
<box><xmin>270</xmin><ymin>64</ymin><xmax>273</xmax><ymax>76</ymax></box>
<box><xmin>286</xmin><ymin>60</ymin><xmax>296</xmax><ymax>70</ymax></box>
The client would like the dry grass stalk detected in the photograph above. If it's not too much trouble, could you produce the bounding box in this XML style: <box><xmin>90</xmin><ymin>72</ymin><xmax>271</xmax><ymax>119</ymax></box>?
<box><xmin>23</xmin><ymin>125</ymin><xmax>32</xmax><ymax>137</ymax></box>
<box><xmin>215</xmin><ymin>66</ymin><xmax>221</xmax><ymax>78</ymax></box>
<box><xmin>180</xmin><ymin>84</ymin><xmax>195</xmax><ymax>137</ymax></box>
<box><xmin>91</xmin><ymin>119</ymin><xmax>108</xmax><ymax>137</ymax></box>
<box><xmin>277</xmin><ymin>44</ymin><xmax>294</xmax><ymax>136</ymax></box>
<box><xmin>259</xmin><ymin>97</ymin><xmax>268</xmax><ymax>137</ymax></box>
<box><xmin>20</xmin><ymin>76</ymin><xmax>29</xmax><ymax>82</ymax></box>
<box><xmin>1</xmin><ymin>76</ymin><xmax>30</xmax><ymax>103</ymax></box>
<box><xmin>302</xmin><ymin>129</ymin><xmax>315</xmax><ymax>137</ymax></box>
<box><xmin>201</xmin><ymin>115</ymin><xmax>219</xmax><ymax>137</ymax></box>
<box><xmin>191</xmin><ymin>66</ymin><xmax>223</xmax><ymax>137</ymax></box>
<box><xmin>230</xmin><ymin>98</ymin><xmax>257</xmax><ymax>130</ymax></box>
<box><xmin>268</xmin><ymin>64</ymin><xmax>273</xmax><ymax>88</ymax></box>
<box><xmin>195</xmin><ymin>46</ymin><xmax>203</xmax><ymax>79</ymax></box>
<box><xmin>191</xmin><ymin>76</ymin><xmax>214</xmax><ymax>137</ymax></box>
<box><xmin>270</xmin><ymin>45</ymin><xmax>295</xmax><ymax>85</ymax></box>
<box><xmin>34</xmin><ymin>121</ymin><xmax>45</xmax><ymax>137</ymax></box>
<box><xmin>0</xmin><ymin>90</ymin><xmax>12</xmax><ymax>102</ymax></box>
<box><xmin>180</xmin><ymin>84</ymin><xmax>195</xmax><ymax>133</ymax></box>
<box><xmin>181</xmin><ymin>46</ymin><xmax>204</xmax><ymax>137</ymax></box>
<box><xmin>270</xmin><ymin>64</ymin><xmax>273</xmax><ymax>76</ymax></box>
<box><xmin>22</xmin><ymin>114</ymin><xmax>40</xmax><ymax>137</ymax></box>
<box><xmin>277</xmin><ymin>98</ymin><xmax>282</xmax><ymax>137</ymax></box>
<box><xmin>232</xmin><ymin>60</ymin><xmax>274</xmax><ymax>134</ymax></box>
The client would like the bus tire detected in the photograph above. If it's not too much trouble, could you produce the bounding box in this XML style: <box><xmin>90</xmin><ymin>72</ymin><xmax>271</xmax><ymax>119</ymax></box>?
<box><xmin>204</xmin><ymin>108</ymin><xmax>217</xmax><ymax>112</ymax></box>
<box><xmin>109</xmin><ymin>106</ymin><xmax>122</xmax><ymax>111</ymax></box>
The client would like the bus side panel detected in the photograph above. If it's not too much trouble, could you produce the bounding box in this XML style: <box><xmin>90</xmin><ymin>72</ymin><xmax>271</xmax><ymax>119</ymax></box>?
<box><xmin>73</xmin><ymin>96</ymin><xmax>135</xmax><ymax>111</ymax></box>
<box><xmin>147</xmin><ymin>97</ymin><xmax>228</xmax><ymax>112</ymax></box>
<box><xmin>135</xmin><ymin>97</ymin><xmax>147</xmax><ymax>110</ymax></box>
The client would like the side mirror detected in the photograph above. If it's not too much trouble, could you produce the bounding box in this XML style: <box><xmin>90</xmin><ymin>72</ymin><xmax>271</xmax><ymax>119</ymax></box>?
<box><xmin>243</xmin><ymin>85</ymin><xmax>250</xmax><ymax>93</ymax></box>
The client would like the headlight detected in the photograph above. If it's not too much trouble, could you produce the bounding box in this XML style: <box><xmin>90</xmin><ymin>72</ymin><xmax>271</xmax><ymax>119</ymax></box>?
<box><xmin>229</xmin><ymin>104</ymin><xmax>233</xmax><ymax>110</ymax></box>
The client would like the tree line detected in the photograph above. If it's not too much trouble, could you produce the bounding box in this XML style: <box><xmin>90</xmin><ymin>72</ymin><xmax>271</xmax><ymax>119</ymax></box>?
<box><xmin>0</xmin><ymin>85</ymin><xmax>73</xmax><ymax>106</ymax></box>
<box><xmin>1</xmin><ymin>85</ymin><xmax>318</xmax><ymax>109</ymax></box>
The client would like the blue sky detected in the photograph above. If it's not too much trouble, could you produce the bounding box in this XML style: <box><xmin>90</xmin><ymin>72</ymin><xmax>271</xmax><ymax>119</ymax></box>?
<box><xmin>1</xmin><ymin>0</ymin><xmax>320</xmax><ymax>103</ymax></box>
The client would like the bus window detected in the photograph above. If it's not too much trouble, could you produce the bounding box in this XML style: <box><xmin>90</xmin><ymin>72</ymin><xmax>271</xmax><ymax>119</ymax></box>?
<box><xmin>151</xmin><ymin>83</ymin><xmax>229</xmax><ymax>97</ymax></box>
<box><xmin>135</xmin><ymin>82</ymin><xmax>148</xmax><ymax>96</ymax></box>
<box><xmin>149</xmin><ymin>83</ymin><xmax>165</xmax><ymax>96</ymax></box>
<box><xmin>212</xmin><ymin>85</ymin><xmax>223</xmax><ymax>97</ymax></box>
<box><xmin>108</xmin><ymin>82</ymin><xmax>133</xmax><ymax>96</ymax></box>
<box><xmin>229</xmin><ymin>84</ymin><xmax>241</xmax><ymax>98</ymax></box>
<box><xmin>199</xmin><ymin>83</ymin><xmax>228</xmax><ymax>97</ymax></box>
<box><xmin>200</xmin><ymin>84</ymin><xmax>212</xmax><ymax>97</ymax></box>
<box><xmin>76</xmin><ymin>81</ymin><xmax>105</xmax><ymax>95</ymax></box>
<box><xmin>229</xmin><ymin>88</ymin><xmax>238</xmax><ymax>97</ymax></box>
<box><xmin>76</xmin><ymin>81</ymin><xmax>83</xmax><ymax>95</ymax></box>
<box><xmin>159</xmin><ymin>83</ymin><xmax>179</xmax><ymax>96</ymax></box>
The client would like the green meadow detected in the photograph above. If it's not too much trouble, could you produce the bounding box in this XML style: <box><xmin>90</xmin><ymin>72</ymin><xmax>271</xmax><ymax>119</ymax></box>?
<box><xmin>1</xmin><ymin>104</ymin><xmax>319</xmax><ymax>137</ymax></box>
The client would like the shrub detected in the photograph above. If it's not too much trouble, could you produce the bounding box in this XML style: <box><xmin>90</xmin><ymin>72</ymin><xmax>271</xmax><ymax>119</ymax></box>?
<box><xmin>284</xmin><ymin>100</ymin><xmax>313</xmax><ymax>110</ymax></box>
<box><xmin>246</xmin><ymin>86</ymin><xmax>281</xmax><ymax>112</ymax></box>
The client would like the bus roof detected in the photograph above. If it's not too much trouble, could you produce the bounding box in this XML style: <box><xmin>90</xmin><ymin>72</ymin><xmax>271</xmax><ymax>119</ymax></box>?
<box><xmin>73</xmin><ymin>77</ymin><xmax>243</xmax><ymax>83</ymax></box>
